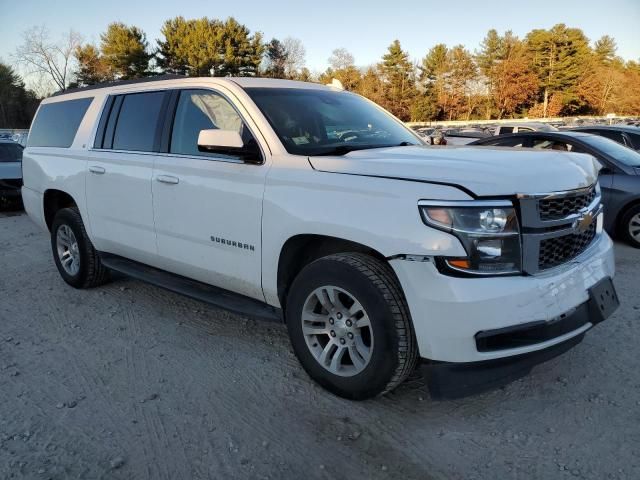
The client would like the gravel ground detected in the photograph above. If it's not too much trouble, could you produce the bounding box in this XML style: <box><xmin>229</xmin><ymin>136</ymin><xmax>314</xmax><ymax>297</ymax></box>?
<box><xmin>1</xmin><ymin>208</ymin><xmax>639</xmax><ymax>480</ymax></box>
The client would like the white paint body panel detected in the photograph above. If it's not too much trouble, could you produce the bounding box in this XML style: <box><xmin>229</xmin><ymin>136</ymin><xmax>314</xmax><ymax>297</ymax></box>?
<box><xmin>22</xmin><ymin>77</ymin><xmax>614</xmax><ymax>365</ymax></box>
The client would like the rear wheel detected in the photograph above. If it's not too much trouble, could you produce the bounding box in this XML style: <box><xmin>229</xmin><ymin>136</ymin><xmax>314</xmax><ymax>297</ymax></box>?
<box><xmin>51</xmin><ymin>207</ymin><xmax>110</xmax><ymax>288</ymax></box>
<box><xmin>620</xmin><ymin>204</ymin><xmax>640</xmax><ymax>248</ymax></box>
<box><xmin>285</xmin><ymin>253</ymin><xmax>418</xmax><ymax>400</ymax></box>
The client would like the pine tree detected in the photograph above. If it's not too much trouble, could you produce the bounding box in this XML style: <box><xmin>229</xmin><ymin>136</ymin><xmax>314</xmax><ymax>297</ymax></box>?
<box><xmin>100</xmin><ymin>22</ymin><xmax>151</xmax><ymax>79</ymax></box>
<box><xmin>526</xmin><ymin>24</ymin><xmax>591</xmax><ymax>116</ymax></box>
<box><xmin>74</xmin><ymin>44</ymin><xmax>112</xmax><ymax>86</ymax></box>
<box><xmin>264</xmin><ymin>39</ymin><xmax>288</xmax><ymax>78</ymax></box>
<box><xmin>0</xmin><ymin>62</ymin><xmax>39</xmax><ymax>128</ymax></box>
<box><xmin>378</xmin><ymin>40</ymin><xmax>416</xmax><ymax>120</ymax></box>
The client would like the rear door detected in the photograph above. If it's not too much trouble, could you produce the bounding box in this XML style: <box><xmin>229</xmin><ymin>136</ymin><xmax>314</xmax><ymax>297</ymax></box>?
<box><xmin>151</xmin><ymin>87</ymin><xmax>268</xmax><ymax>301</ymax></box>
<box><xmin>86</xmin><ymin>90</ymin><xmax>169</xmax><ymax>264</ymax></box>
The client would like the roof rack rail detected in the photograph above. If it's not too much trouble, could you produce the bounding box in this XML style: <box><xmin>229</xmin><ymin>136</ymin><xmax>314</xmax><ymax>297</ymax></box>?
<box><xmin>51</xmin><ymin>74</ymin><xmax>187</xmax><ymax>97</ymax></box>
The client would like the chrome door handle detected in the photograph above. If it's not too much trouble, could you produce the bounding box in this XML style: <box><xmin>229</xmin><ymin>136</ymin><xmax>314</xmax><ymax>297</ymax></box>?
<box><xmin>156</xmin><ymin>175</ymin><xmax>179</xmax><ymax>185</ymax></box>
<box><xmin>89</xmin><ymin>166</ymin><xmax>105</xmax><ymax>174</ymax></box>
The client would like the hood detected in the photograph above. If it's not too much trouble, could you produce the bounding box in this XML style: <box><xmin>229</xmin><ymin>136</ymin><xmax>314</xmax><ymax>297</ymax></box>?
<box><xmin>309</xmin><ymin>145</ymin><xmax>599</xmax><ymax>197</ymax></box>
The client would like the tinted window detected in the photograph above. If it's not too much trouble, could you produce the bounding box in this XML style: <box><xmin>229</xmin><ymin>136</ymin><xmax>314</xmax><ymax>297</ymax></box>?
<box><xmin>532</xmin><ymin>139</ymin><xmax>571</xmax><ymax>151</ymax></box>
<box><xmin>580</xmin><ymin>135</ymin><xmax>640</xmax><ymax>167</ymax></box>
<box><xmin>0</xmin><ymin>143</ymin><xmax>23</xmax><ymax>162</ymax></box>
<box><xmin>627</xmin><ymin>132</ymin><xmax>640</xmax><ymax>150</ymax></box>
<box><xmin>589</xmin><ymin>130</ymin><xmax>625</xmax><ymax>144</ymax></box>
<box><xmin>112</xmin><ymin>91</ymin><xmax>165</xmax><ymax>152</ymax></box>
<box><xmin>483</xmin><ymin>137</ymin><xmax>524</xmax><ymax>147</ymax></box>
<box><xmin>28</xmin><ymin>97</ymin><xmax>93</xmax><ymax>148</ymax></box>
<box><xmin>500</xmin><ymin>127</ymin><xmax>514</xmax><ymax>134</ymax></box>
<box><xmin>170</xmin><ymin>89</ymin><xmax>249</xmax><ymax>158</ymax></box>
<box><xmin>245</xmin><ymin>88</ymin><xmax>420</xmax><ymax>156</ymax></box>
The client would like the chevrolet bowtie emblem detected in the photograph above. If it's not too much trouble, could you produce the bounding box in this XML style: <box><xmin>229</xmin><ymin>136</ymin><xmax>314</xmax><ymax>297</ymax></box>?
<box><xmin>573</xmin><ymin>211</ymin><xmax>594</xmax><ymax>234</ymax></box>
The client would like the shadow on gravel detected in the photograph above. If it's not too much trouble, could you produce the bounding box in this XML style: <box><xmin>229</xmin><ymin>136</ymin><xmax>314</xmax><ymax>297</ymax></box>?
<box><xmin>0</xmin><ymin>196</ymin><xmax>24</xmax><ymax>217</ymax></box>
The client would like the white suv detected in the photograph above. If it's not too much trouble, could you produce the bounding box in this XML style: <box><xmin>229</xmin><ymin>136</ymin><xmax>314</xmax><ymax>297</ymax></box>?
<box><xmin>22</xmin><ymin>76</ymin><xmax>618</xmax><ymax>400</ymax></box>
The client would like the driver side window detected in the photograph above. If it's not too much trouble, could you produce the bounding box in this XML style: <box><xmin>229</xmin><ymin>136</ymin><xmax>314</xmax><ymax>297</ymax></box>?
<box><xmin>493</xmin><ymin>137</ymin><xmax>524</xmax><ymax>147</ymax></box>
<box><xmin>170</xmin><ymin>89</ymin><xmax>252</xmax><ymax>158</ymax></box>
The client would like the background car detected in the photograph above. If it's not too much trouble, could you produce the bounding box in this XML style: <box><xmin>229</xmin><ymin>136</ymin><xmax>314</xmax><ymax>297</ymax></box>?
<box><xmin>0</xmin><ymin>140</ymin><xmax>24</xmax><ymax>204</ymax></box>
<box><xmin>470</xmin><ymin>131</ymin><xmax>640</xmax><ymax>248</ymax></box>
<box><xmin>493</xmin><ymin>122</ymin><xmax>558</xmax><ymax>135</ymax></box>
<box><xmin>570</xmin><ymin>125</ymin><xmax>640</xmax><ymax>151</ymax></box>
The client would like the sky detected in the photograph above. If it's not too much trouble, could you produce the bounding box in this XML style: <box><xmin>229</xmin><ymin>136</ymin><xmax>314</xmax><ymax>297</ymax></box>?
<box><xmin>1</xmin><ymin>0</ymin><xmax>639</xmax><ymax>83</ymax></box>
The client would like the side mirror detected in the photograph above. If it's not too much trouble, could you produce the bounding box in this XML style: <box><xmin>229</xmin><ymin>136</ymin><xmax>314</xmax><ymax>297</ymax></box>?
<box><xmin>197</xmin><ymin>129</ymin><xmax>262</xmax><ymax>164</ymax></box>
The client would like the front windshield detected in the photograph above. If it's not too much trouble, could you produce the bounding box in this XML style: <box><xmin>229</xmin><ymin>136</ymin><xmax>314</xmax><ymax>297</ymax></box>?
<box><xmin>245</xmin><ymin>87</ymin><xmax>422</xmax><ymax>156</ymax></box>
<box><xmin>580</xmin><ymin>134</ymin><xmax>640</xmax><ymax>167</ymax></box>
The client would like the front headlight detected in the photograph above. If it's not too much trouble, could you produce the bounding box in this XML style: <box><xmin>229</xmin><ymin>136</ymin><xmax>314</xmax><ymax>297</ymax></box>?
<box><xmin>419</xmin><ymin>201</ymin><xmax>521</xmax><ymax>276</ymax></box>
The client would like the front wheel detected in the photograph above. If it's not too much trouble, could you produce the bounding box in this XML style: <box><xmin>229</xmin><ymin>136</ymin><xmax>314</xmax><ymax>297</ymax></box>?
<box><xmin>285</xmin><ymin>253</ymin><xmax>418</xmax><ymax>400</ymax></box>
<box><xmin>51</xmin><ymin>207</ymin><xmax>110</xmax><ymax>288</ymax></box>
<box><xmin>620</xmin><ymin>204</ymin><xmax>640</xmax><ymax>248</ymax></box>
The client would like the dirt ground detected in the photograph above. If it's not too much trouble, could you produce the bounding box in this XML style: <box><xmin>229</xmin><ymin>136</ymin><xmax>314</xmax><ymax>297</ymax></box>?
<box><xmin>1</xmin><ymin>208</ymin><xmax>639</xmax><ymax>480</ymax></box>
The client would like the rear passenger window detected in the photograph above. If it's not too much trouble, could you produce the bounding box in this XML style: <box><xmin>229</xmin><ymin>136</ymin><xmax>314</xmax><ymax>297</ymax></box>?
<box><xmin>28</xmin><ymin>97</ymin><xmax>93</xmax><ymax>148</ymax></box>
<box><xmin>111</xmin><ymin>91</ymin><xmax>165</xmax><ymax>152</ymax></box>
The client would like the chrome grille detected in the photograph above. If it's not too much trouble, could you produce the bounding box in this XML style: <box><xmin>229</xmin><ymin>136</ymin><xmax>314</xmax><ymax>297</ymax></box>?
<box><xmin>518</xmin><ymin>183</ymin><xmax>601</xmax><ymax>274</ymax></box>
<box><xmin>538</xmin><ymin>222</ymin><xmax>597</xmax><ymax>270</ymax></box>
<box><xmin>538</xmin><ymin>186</ymin><xmax>596</xmax><ymax>221</ymax></box>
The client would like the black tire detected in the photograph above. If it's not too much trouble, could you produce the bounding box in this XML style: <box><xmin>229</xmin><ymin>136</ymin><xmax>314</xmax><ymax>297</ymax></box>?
<box><xmin>51</xmin><ymin>207</ymin><xmax>110</xmax><ymax>288</ymax></box>
<box><xmin>285</xmin><ymin>252</ymin><xmax>418</xmax><ymax>400</ymax></box>
<box><xmin>620</xmin><ymin>204</ymin><xmax>640</xmax><ymax>248</ymax></box>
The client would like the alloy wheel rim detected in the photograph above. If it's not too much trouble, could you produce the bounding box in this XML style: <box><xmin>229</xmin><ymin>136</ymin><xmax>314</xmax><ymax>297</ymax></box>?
<box><xmin>56</xmin><ymin>225</ymin><xmax>80</xmax><ymax>276</ymax></box>
<box><xmin>301</xmin><ymin>285</ymin><xmax>373</xmax><ymax>377</ymax></box>
<box><xmin>630</xmin><ymin>213</ymin><xmax>640</xmax><ymax>242</ymax></box>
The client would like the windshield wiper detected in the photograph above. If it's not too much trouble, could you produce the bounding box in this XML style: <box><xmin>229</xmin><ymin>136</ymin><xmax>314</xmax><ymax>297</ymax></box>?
<box><xmin>311</xmin><ymin>142</ymin><xmax>417</xmax><ymax>156</ymax></box>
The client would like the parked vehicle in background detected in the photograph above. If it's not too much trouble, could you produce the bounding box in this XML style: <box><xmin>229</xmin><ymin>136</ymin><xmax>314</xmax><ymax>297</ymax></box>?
<box><xmin>570</xmin><ymin>125</ymin><xmax>640</xmax><ymax>151</ymax></box>
<box><xmin>12</xmin><ymin>132</ymin><xmax>29</xmax><ymax>147</ymax></box>
<box><xmin>442</xmin><ymin>127</ymin><xmax>492</xmax><ymax>145</ymax></box>
<box><xmin>22</xmin><ymin>77</ymin><xmax>618</xmax><ymax>400</ymax></box>
<box><xmin>0</xmin><ymin>140</ymin><xmax>23</xmax><ymax>201</ymax></box>
<box><xmin>470</xmin><ymin>131</ymin><xmax>640</xmax><ymax>248</ymax></box>
<box><xmin>493</xmin><ymin>122</ymin><xmax>558</xmax><ymax>136</ymax></box>
<box><xmin>411</xmin><ymin>127</ymin><xmax>491</xmax><ymax>145</ymax></box>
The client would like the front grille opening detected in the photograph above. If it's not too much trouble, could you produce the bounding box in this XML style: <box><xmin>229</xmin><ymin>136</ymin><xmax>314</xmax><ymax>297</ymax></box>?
<box><xmin>538</xmin><ymin>187</ymin><xmax>596</xmax><ymax>221</ymax></box>
<box><xmin>538</xmin><ymin>223</ymin><xmax>596</xmax><ymax>270</ymax></box>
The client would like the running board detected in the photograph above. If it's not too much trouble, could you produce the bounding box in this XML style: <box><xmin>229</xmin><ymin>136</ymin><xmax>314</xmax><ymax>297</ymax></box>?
<box><xmin>99</xmin><ymin>253</ymin><xmax>282</xmax><ymax>322</ymax></box>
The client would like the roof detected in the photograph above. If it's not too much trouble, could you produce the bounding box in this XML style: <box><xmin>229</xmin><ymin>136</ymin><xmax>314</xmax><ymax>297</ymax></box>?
<box><xmin>498</xmin><ymin>122</ymin><xmax>555</xmax><ymax>128</ymax></box>
<box><xmin>51</xmin><ymin>75</ymin><xmax>331</xmax><ymax>98</ymax></box>
<box><xmin>572</xmin><ymin>125</ymin><xmax>640</xmax><ymax>133</ymax></box>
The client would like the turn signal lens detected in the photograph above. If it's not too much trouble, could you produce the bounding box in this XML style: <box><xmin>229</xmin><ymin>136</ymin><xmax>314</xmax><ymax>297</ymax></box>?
<box><xmin>446</xmin><ymin>259</ymin><xmax>471</xmax><ymax>269</ymax></box>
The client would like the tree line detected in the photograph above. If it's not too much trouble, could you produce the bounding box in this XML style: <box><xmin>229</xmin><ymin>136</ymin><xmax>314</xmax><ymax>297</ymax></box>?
<box><xmin>5</xmin><ymin>19</ymin><xmax>640</xmax><ymax>127</ymax></box>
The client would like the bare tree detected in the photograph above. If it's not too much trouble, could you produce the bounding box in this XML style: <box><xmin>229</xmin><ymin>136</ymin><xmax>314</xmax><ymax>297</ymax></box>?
<box><xmin>14</xmin><ymin>26</ymin><xmax>81</xmax><ymax>92</ymax></box>
<box><xmin>282</xmin><ymin>37</ymin><xmax>306</xmax><ymax>78</ymax></box>
<box><xmin>328</xmin><ymin>48</ymin><xmax>355</xmax><ymax>70</ymax></box>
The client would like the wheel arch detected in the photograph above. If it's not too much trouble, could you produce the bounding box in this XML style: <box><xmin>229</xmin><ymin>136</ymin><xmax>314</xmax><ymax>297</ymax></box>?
<box><xmin>276</xmin><ymin>234</ymin><xmax>389</xmax><ymax>311</ymax></box>
<box><xmin>43</xmin><ymin>189</ymin><xmax>78</xmax><ymax>231</ymax></box>
<box><xmin>615</xmin><ymin>197</ymin><xmax>640</xmax><ymax>234</ymax></box>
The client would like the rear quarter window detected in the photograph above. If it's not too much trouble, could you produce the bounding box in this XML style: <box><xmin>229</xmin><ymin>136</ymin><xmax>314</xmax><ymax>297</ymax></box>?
<box><xmin>28</xmin><ymin>97</ymin><xmax>93</xmax><ymax>148</ymax></box>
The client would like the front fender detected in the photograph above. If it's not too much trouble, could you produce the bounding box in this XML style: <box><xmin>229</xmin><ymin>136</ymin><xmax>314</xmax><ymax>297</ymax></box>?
<box><xmin>261</xmin><ymin>157</ymin><xmax>472</xmax><ymax>306</ymax></box>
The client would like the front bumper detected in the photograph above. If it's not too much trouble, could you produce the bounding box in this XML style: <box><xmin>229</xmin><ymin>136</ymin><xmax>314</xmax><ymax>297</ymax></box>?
<box><xmin>390</xmin><ymin>231</ymin><xmax>616</xmax><ymax>363</ymax></box>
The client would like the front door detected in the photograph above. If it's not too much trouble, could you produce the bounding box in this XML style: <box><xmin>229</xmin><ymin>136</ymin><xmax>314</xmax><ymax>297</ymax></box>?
<box><xmin>151</xmin><ymin>88</ymin><xmax>268</xmax><ymax>301</ymax></box>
